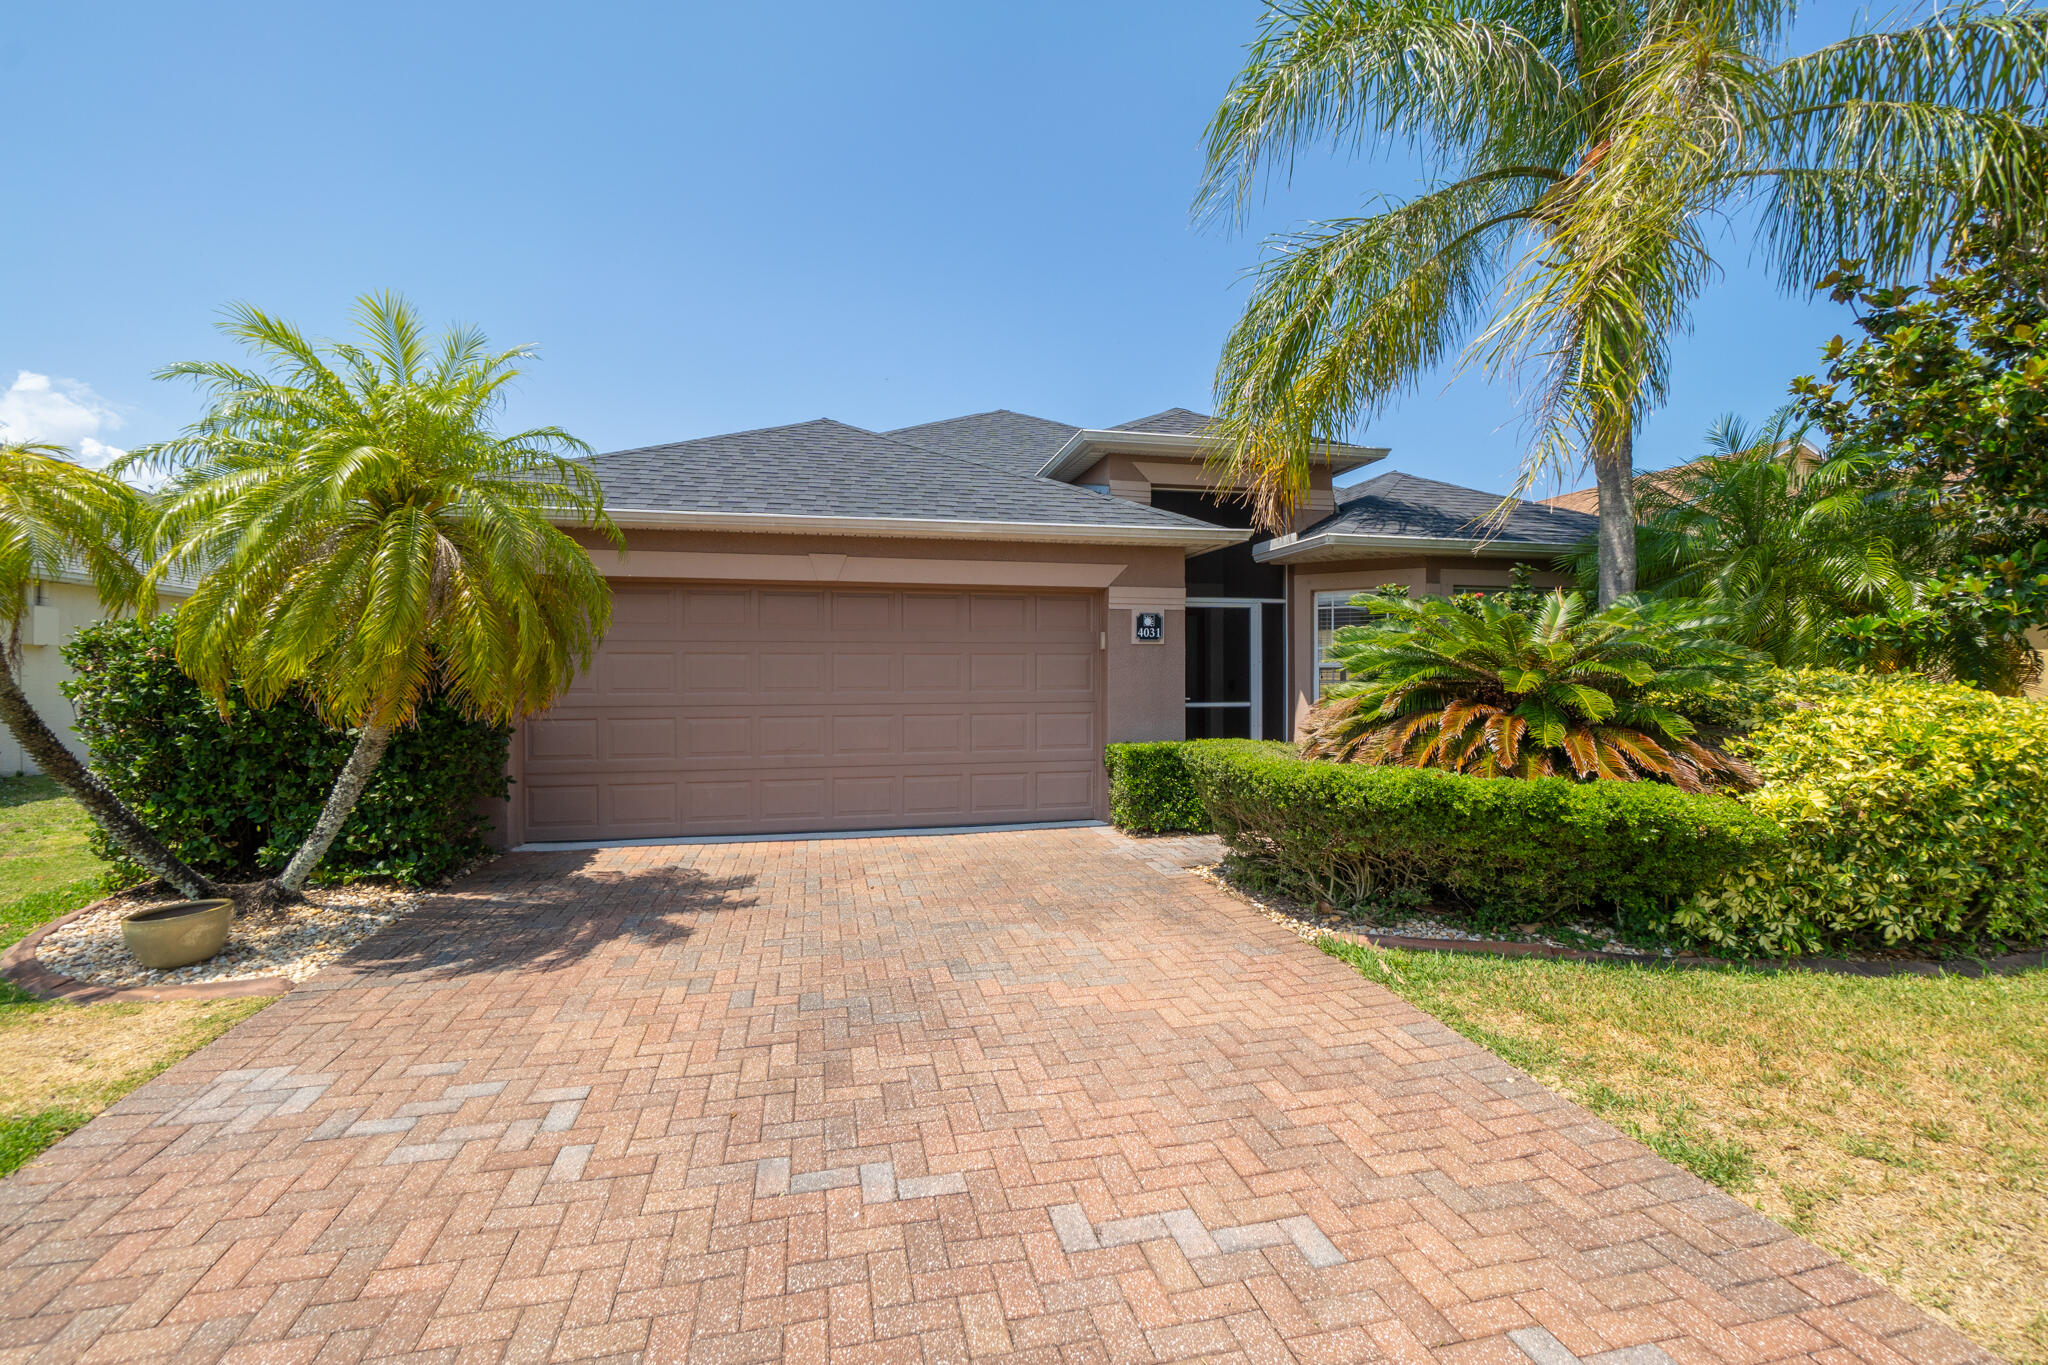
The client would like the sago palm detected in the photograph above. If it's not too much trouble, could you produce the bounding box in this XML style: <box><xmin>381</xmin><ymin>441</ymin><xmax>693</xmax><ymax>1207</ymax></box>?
<box><xmin>1570</xmin><ymin>409</ymin><xmax>1949</xmax><ymax>663</ymax></box>
<box><xmin>1301</xmin><ymin>591</ymin><xmax>1756</xmax><ymax>790</ymax></box>
<box><xmin>131</xmin><ymin>294</ymin><xmax>618</xmax><ymax>899</ymax></box>
<box><xmin>0</xmin><ymin>441</ymin><xmax>221</xmax><ymax>898</ymax></box>
<box><xmin>1199</xmin><ymin>1</ymin><xmax>2048</xmax><ymax>604</ymax></box>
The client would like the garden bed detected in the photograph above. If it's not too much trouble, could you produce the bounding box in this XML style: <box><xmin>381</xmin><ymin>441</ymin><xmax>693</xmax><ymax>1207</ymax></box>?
<box><xmin>15</xmin><ymin>881</ymin><xmax>423</xmax><ymax>996</ymax></box>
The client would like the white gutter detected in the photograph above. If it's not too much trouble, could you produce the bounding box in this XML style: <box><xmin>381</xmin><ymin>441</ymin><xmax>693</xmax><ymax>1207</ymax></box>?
<box><xmin>591</xmin><ymin>506</ymin><xmax>1249</xmax><ymax>553</ymax></box>
<box><xmin>1253</xmin><ymin>530</ymin><xmax>1575</xmax><ymax>563</ymax></box>
<box><xmin>1036</xmin><ymin>429</ymin><xmax>1389</xmax><ymax>484</ymax></box>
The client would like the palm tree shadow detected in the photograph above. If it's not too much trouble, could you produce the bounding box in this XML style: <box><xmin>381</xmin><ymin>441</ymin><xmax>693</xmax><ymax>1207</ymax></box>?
<box><xmin>331</xmin><ymin>852</ymin><xmax>759</xmax><ymax>982</ymax></box>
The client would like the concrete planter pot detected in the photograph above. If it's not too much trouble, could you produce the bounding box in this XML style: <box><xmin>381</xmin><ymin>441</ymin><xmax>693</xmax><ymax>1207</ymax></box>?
<box><xmin>121</xmin><ymin>899</ymin><xmax>235</xmax><ymax>970</ymax></box>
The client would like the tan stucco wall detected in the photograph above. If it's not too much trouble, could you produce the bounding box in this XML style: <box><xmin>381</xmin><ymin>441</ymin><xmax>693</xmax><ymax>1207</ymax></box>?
<box><xmin>1285</xmin><ymin>556</ymin><xmax>1575</xmax><ymax>734</ymax></box>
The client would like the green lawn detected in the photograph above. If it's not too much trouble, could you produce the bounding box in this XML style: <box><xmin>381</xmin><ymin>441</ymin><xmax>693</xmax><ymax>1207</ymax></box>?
<box><xmin>0</xmin><ymin>776</ymin><xmax>269</xmax><ymax>1176</ymax></box>
<box><xmin>1325</xmin><ymin>939</ymin><xmax>2048</xmax><ymax>1365</ymax></box>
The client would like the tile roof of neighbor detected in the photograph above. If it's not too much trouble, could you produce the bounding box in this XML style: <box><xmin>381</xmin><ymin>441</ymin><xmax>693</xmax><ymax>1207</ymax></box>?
<box><xmin>883</xmin><ymin>410</ymin><xmax>1080</xmax><ymax>476</ymax></box>
<box><xmin>593</xmin><ymin>418</ymin><xmax>1227</xmax><ymax>533</ymax></box>
<box><xmin>1109</xmin><ymin>407</ymin><xmax>1217</xmax><ymax>435</ymax></box>
<box><xmin>1307</xmin><ymin>471</ymin><xmax>1598</xmax><ymax>546</ymax></box>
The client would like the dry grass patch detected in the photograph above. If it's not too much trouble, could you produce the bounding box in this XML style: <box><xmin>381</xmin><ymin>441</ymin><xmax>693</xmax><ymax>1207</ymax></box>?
<box><xmin>0</xmin><ymin>986</ymin><xmax>270</xmax><ymax>1176</ymax></box>
<box><xmin>1324</xmin><ymin>941</ymin><xmax>2048</xmax><ymax>1365</ymax></box>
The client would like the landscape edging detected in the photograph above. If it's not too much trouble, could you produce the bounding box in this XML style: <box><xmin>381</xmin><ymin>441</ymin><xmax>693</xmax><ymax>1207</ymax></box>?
<box><xmin>0</xmin><ymin>891</ymin><xmax>292</xmax><ymax>1004</ymax></box>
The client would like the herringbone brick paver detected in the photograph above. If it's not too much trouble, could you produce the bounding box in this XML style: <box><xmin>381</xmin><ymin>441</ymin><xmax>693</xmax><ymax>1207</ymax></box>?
<box><xmin>0</xmin><ymin>828</ymin><xmax>1994</xmax><ymax>1364</ymax></box>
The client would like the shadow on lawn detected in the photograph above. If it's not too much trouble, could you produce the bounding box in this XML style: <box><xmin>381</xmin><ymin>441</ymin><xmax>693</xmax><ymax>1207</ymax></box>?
<box><xmin>332</xmin><ymin>852</ymin><xmax>759</xmax><ymax>982</ymax></box>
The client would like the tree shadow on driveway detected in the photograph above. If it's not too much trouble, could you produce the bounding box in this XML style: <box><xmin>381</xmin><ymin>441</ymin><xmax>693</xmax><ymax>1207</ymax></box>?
<box><xmin>329</xmin><ymin>851</ymin><xmax>760</xmax><ymax>984</ymax></box>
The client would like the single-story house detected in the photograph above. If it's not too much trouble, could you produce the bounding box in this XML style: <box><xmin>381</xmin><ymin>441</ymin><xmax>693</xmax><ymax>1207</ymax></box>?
<box><xmin>509</xmin><ymin>408</ymin><xmax>1596</xmax><ymax>845</ymax></box>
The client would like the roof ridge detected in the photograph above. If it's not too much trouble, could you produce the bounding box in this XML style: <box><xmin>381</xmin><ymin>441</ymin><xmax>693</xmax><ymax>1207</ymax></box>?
<box><xmin>859</xmin><ymin>424</ymin><xmax>1234</xmax><ymax>537</ymax></box>
<box><xmin>600</xmin><ymin>416</ymin><xmax>852</xmax><ymax>457</ymax></box>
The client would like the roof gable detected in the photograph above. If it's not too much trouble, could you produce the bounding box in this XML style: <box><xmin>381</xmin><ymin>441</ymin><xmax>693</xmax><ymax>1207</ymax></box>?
<box><xmin>1285</xmin><ymin>470</ymin><xmax>1598</xmax><ymax>549</ymax></box>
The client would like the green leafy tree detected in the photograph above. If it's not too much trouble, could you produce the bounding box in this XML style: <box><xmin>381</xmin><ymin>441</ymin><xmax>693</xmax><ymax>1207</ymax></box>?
<box><xmin>1198</xmin><ymin>1</ymin><xmax>2048</xmax><ymax>605</ymax></box>
<box><xmin>1566</xmin><ymin>409</ymin><xmax>1950</xmax><ymax>663</ymax></box>
<box><xmin>1301</xmin><ymin>592</ymin><xmax>1756</xmax><ymax>790</ymax></box>
<box><xmin>1794</xmin><ymin>221</ymin><xmax>2048</xmax><ymax>691</ymax></box>
<box><xmin>131</xmin><ymin>295</ymin><xmax>618</xmax><ymax>902</ymax></box>
<box><xmin>0</xmin><ymin>440</ymin><xmax>221</xmax><ymax>899</ymax></box>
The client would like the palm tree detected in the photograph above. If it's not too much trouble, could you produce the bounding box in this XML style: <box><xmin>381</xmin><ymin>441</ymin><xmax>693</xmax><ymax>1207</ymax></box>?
<box><xmin>1198</xmin><ymin>1</ymin><xmax>2048</xmax><ymax>604</ymax></box>
<box><xmin>1301</xmin><ymin>591</ymin><xmax>1756</xmax><ymax>790</ymax></box>
<box><xmin>130</xmin><ymin>295</ymin><xmax>618</xmax><ymax>901</ymax></box>
<box><xmin>1570</xmin><ymin>409</ymin><xmax>1949</xmax><ymax>663</ymax></box>
<box><xmin>0</xmin><ymin>441</ymin><xmax>221</xmax><ymax>899</ymax></box>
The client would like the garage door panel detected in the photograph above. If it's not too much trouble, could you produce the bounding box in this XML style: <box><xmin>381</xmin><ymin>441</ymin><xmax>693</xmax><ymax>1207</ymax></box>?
<box><xmin>682</xmin><ymin>589</ymin><xmax>751</xmax><ymax>628</ymax></box>
<box><xmin>613</xmin><ymin>716</ymin><xmax>680</xmax><ymax>759</ymax></box>
<box><xmin>832</xmin><ymin>653</ymin><xmax>897</xmax><ymax>692</ymax></box>
<box><xmin>968</xmin><ymin>653</ymin><xmax>1029</xmax><ymax>691</ymax></box>
<box><xmin>903</xmin><ymin>653</ymin><xmax>964</xmax><ymax>691</ymax></box>
<box><xmin>522</xmin><ymin>585</ymin><xmax>1103</xmax><ymax>839</ymax></box>
<box><xmin>759</xmin><ymin>652</ymin><xmax>825</xmax><ymax>691</ymax></box>
<box><xmin>602</xmin><ymin>652</ymin><xmax>678</xmax><ymax>697</ymax></box>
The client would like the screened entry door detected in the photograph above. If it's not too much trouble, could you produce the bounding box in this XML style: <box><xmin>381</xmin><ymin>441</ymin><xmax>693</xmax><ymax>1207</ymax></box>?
<box><xmin>1184</xmin><ymin>600</ymin><xmax>1287</xmax><ymax>739</ymax></box>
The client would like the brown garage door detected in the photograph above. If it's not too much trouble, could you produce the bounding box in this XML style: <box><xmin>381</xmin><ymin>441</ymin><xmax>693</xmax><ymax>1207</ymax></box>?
<box><xmin>516</xmin><ymin>584</ymin><xmax>1105</xmax><ymax>842</ymax></box>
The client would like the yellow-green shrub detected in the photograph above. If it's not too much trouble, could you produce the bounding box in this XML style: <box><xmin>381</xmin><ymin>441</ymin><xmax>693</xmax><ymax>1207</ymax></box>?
<box><xmin>1674</xmin><ymin>672</ymin><xmax>2048</xmax><ymax>953</ymax></box>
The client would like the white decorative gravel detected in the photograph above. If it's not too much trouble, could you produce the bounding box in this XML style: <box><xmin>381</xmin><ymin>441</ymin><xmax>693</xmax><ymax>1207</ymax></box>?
<box><xmin>37</xmin><ymin>883</ymin><xmax>423</xmax><ymax>989</ymax></box>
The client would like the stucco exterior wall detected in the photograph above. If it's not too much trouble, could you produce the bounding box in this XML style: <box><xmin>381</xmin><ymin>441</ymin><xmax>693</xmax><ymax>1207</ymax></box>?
<box><xmin>1285</xmin><ymin>556</ymin><xmax>1576</xmax><ymax>734</ymax></box>
<box><xmin>1</xmin><ymin>581</ymin><xmax>104</xmax><ymax>775</ymax></box>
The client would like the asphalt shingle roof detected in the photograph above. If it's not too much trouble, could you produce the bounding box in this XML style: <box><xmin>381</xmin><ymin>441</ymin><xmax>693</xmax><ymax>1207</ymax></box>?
<box><xmin>1303</xmin><ymin>471</ymin><xmax>1598</xmax><ymax>546</ymax></box>
<box><xmin>593</xmin><ymin>418</ymin><xmax>1232</xmax><ymax>534</ymax></box>
<box><xmin>883</xmin><ymin>410</ymin><xmax>1080</xmax><ymax>476</ymax></box>
<box><xmin>1109</xmin><ymin>407</ymin><xmax>1216</xmax><ymax>435</ymax></box>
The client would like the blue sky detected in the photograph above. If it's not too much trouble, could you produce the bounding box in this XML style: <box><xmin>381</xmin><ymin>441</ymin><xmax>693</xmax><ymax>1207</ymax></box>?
<box><xmin>5</xmin><ymin>1</ymin><xmax>1871</xmax><ymax>496</ymax></box>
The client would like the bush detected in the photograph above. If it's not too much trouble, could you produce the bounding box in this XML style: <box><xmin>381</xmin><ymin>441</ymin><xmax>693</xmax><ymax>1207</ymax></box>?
<box><xmin>62</xmin><ymin>614</ymin><xmax>510</xmax><ymax>886</ymax></box>
<box><xmin>1674</xmin><ymin>672</ymin><xmax>2048</xmax><ymax>953</ymax></box>
<box><xmin>1105</xmin><ymin>741</ymin><xmax>1212</xmax><ymax>833</ymax></box>
<box><xmin>1183</xmin><ymin>740</ymin><xmax>1779</xmax><ymax>921</ymax></box>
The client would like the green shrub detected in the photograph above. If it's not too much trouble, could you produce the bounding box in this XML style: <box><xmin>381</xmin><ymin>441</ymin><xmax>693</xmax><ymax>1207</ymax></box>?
<box><xmin>1183</xmin><ymin>740</ymin><xmax>1779</xmax><ymax>921</ymax></box>
<box><xmin>1105</xmin><ymin>741</ymin><xmax>1212</xmax><ymax>834</ymax></box>
<box><xmin>1674</xmin><ymin>672</ymin><xmax>2048</xmax><ymax>954</ymax></box>
<box><xmin>62</xmin><ymin>614</ymin><xmax>510</xmax><ymax>886</ymax></box>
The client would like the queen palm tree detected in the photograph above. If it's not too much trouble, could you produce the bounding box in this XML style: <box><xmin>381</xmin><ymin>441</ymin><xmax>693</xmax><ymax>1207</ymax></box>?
<box><xmin>130</xmin><ymin>295</ymin><xmax>618</xmax><ymax>902</ymax></box>
<box><xmin>1198</xmin><ymin>1</ymin><xmax>2048</xmax><ymax>604</ymax></box>
<box><xmin>0</xmin><ymin>440</ymin><xmax>221</xmax><ymax>899</ymax></box>
<box><xmin>1569</xmin><ymin>409</ymin><xmax>1950</xmax><ymax>663</ymax></box>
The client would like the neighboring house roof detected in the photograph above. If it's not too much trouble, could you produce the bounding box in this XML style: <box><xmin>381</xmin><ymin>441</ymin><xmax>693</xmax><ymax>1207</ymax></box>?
<box><xmin>591</xmin><ymin>418</ymin><xmax>1245</xmax><ymax>549</ymax></box>
<box><xmin>1256</xmin><ymin>471</ymin><xmax>1598</xmax><ymax>563</ymax></box>
<box><xmin>1541</xmin><ymin>442</ymin><xmax>1826</xmax><ymax>514</ymax></box>
<box><xmin>883</xmin><ymin>409</ymin><xmax>1079</xmax><ymax>477</ymax></box>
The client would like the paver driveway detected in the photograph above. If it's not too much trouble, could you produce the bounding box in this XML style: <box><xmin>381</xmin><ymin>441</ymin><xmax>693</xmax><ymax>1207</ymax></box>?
<box><xmin>0</xmin><ymin>828</ymin><xmax>1990</xmax><ymax>1365</ymax></box>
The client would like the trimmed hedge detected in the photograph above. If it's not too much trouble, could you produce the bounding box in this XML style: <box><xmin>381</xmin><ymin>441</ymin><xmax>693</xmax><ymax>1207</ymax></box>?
<box><xmin>1104</xmin><ymin>741</ymin><xmax>1211</xmax><ymax>834</ymax></box>
<box><xmin>1675</xmin><ymin>671</ymin><xmax>2048</xmax><ymax>954</ymax></box>
<box><xmin>62</xmin><ymin>614</ymin><xmax>510</xmax><ymax>886</ymax></box>
<box><xmin>1181</xmin><ymin>740</ymin><xmax>1781</xmax><ymax>920</ymax></box>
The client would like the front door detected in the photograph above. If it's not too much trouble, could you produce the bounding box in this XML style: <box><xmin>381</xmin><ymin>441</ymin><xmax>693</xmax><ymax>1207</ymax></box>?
<box><xmin>1185</xmin><ymin>600</ymin><xmax>1287</xmax><ymax>739</ymax></box>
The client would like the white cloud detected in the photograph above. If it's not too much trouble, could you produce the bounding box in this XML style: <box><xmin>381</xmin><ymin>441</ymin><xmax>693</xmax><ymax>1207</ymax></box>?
<box><xmin>0</xmin><ymin>371</ymin><xmax>128</xmax><ymax>468</ymax></box>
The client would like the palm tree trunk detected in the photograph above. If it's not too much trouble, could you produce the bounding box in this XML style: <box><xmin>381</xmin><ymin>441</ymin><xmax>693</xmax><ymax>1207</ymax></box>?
<box><xmin>276</xmin><ymin>722</ymin><xmax>392</xmax><ymax>894</ymax></box>
<box><xmin>1593</xmin><ymin>424</ymin><xmax>1639</xmax><ymax>607</ymax></box>
<box><xmin>0</xmin><ymin>650</ymin><xmax>221</xmax><ymax>900</ymax></box>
